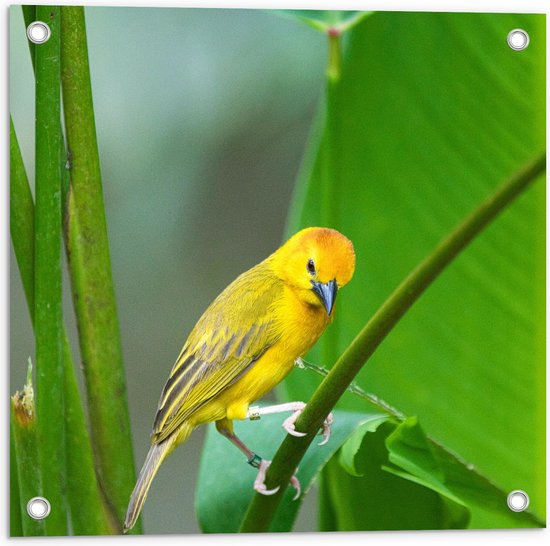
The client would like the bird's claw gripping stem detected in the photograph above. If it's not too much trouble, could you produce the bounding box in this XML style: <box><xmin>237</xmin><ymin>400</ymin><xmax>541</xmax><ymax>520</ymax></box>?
<box><xmin>289</xmin><ymin>474</ymin><xmax>301</xmax><ymax>500</ymax></box>
<box><xmin>251</xmin><ymin>459</ymin><xmax>301</xmax><ymax>500</ymax></box>
<box><xmin>282</xmin><ymin>404</ymin><xmax>307</xmax><ymax>438</ymax></box>
<box><xmin>247</xmin><ymin>402</ymin><xmax>333</xmax><ymax>446</ymax></box>
<box><xmin>253</xmin><ymin>459</ymin><xmax>280</xmax><ymax>496</ymax></box>
<box><xmin>282</xmin><ymin>405</ymin><xmax>334</xmax><ymax>446</ymax></box>
<box><xmin>318</xmin><ymin>412</ymin><xmax>334</xmax><ymax>446</ymax></box>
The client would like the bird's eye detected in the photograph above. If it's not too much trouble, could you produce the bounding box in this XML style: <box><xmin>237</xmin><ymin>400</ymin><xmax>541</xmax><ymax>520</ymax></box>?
<box><xmin>307</xmin><ymin>259</ymin><xmax>316</xmax><ymax>275</ymax></box>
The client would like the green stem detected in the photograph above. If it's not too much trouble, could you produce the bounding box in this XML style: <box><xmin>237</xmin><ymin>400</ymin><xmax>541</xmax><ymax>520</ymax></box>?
<box><xmin>21</xmin><ymin>6</ymin><xmax>71</xmax><ymax>209</ymax></box>
<box><xmin>321</xmin><ymin>30</ymin><xmax>343</xmax><ymax>367</ymax></box>
<box><xmin>239</xmin><ymin>153</ymin><xmax>546</xmax><ymax>532</ymax></box>
<box><xmin>326</xmin><ymin>29</ymin><xmax>341</xmax><ymax>82</ymax></box>
<box><xmin>10</xmin><ymin>411</ymin><xmax>23</xmax><ymax>537</ymax></box>
<box><xmin>60</xmin><ymin>6</ymin><xmax>139</xmax><ymax>532</ymax></box>
<box><xmin>295</xmin><ymin>358</ymin><xmax>405</xmax><ymax>419</ymax></box>
<box><xmin>10</xmin><ymin>119</ymin><xmax>30</xmax><ymax>538</ymax></box>
<box><xmin>11</xmin><ymin>364</ymin><xmax>46</xmax><ymax>536</ymax></box>
<box><xmin>11</xmin><ymin>116</ymin><xmax>113</xmax><ymax>535</ymax></box>
<box><xmin>21</xmin><ymin>5</ymin><xmax>36</xmax><ymax>69</ymax></box>
<box><xmin>34</xmin><ymin>5</ymin><xmax>67</xmax><ymax>535</ymax></box>
<box><xmin>321</xmin><ymin>30</ymin><xmax>341</xmax><ymax>227</ymax></box>
<box><xmin>64</xmin><ymin>334</ymin><xmax>115</xmax><ymax>535</ymax></box>
<box><xmin>298</xmin><ymin>358</ymin><xmax>544</xmax><ymax>527</ymax></box>
<box><xmin>10</xmin><ymin>118</ymin><xmax>35</xmax><ymax>314</ymax></box>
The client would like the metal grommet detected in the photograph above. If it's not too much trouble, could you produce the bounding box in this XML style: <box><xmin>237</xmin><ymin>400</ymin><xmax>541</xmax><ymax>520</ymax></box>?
<box><xmin>26</xmin><ymin>21</ymin><xmax>51</xmax><ymax>44</ymax></box>
<box><xmin>507</xmin><ymin>490</ymin><xmax>530</xmax><ymax>512</ymax></box>
<box><xmin>26</xmin><ymin>497</ymin><xmax>51</xmax><ymax>520</ymax></box>
<box><xmin>507</xmin><ymin>29</ymin><xmax>529</xmax><ymax>51</ymax></box>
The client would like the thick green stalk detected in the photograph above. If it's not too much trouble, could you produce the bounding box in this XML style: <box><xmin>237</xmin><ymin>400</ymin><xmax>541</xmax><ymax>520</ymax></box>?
<box><xmin>11</xmin><ymin>365</ymin><xmax>46</xmax><ymax>536</ymax></box>
<box><xmin>10</xmin><ymin>413</ymin><xmax>23</xmax><ymax>537</ymax></box>
<box><xmin>13</xmin><ymin>115</ymin><xmax>113</xmax><ymax>531</ymax></box>
<box><xmin>239</xmin><ymin>153</ymin><xmax>546</xmax><ymax>532</ymax></box>
<box><xmin>21</xmin><ymin>6</ymin><xmax>71</xmax><ymax>206</ymax></box>
<box><xmin>60</xmin><ymin>6</ymin><xmax>139</xmax><ymax>531</ymax></box>
<box><xmin>64</xmin><ymin>333</ymin><xmax>114</xmax><ymax>535</ymax></box>
<box><xmin>34</xmin><ymin>5</ymin><xmax>67</xmax><ymax>535</ymax></box>
<box><xmin>21</xmin><ymin>5</ymin><xmax>36</xmax><ymax>68</ymax></box>
<box><xmin>10</xmin><ymin>119</ymin><xmax>30</xmax><ymax>538</ymax></box>
<box><xmin>11</xmin><ymin>117</ymin><xmax>114</xmax><ymax>534</ymax></box>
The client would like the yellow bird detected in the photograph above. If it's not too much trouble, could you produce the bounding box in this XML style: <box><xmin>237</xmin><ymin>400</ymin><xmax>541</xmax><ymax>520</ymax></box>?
<box><xmin>124</xmin><ymin>227</ymin><xmax>355</xmax><ymax>532</ymax></box>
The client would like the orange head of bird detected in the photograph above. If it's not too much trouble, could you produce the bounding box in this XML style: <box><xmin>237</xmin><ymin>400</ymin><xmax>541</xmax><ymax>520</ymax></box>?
<box><xmin>271</xmin><ymin>227</ymin><xmax>356</xmax><ymax>316</ymax></box>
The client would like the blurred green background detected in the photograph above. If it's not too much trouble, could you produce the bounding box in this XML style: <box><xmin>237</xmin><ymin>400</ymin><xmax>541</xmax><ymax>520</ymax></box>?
<box><xmin>10</xmin><ymin>6</ymin><xmax>325</xmax><ymax>533</ymax></box>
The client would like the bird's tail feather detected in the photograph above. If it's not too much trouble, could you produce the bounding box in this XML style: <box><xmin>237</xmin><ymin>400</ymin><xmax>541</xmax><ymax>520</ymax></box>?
<box><xmin>123</xmin><ymin>439</ymin><xmax>173</xmax><ymax>533</ymax></box>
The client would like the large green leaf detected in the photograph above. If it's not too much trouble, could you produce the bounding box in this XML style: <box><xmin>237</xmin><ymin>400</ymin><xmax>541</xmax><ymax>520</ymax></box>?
<box><xmin>338</xmin><ymin>416</ymin><xmax>389</xmax><ymax>476</ymax></box>
<box><xmin>283</xmin><ymin>11</ymin><xmax>545</xmax><ymax>528</ymax></box>
<box><xmin>384</xmin><ymin>417</ymin><xmax>542</xmax><ymax>527</ymax></box>
<box><xmin>195</xmin><ymin>409</ymin><xmax>388</xmax><ymax>532</ymax></box>
<box><xmin>322</xmin><ymin>422</ymin><xmax>470</xmax><ymax>531</ymax></box>
<box><xmin>324</xmin><ymin>415</ymin><xmax>542</xmax><ymax>531</ymax></box>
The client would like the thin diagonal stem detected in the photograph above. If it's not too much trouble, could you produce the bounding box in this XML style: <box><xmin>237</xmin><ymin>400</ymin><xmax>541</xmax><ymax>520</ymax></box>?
<box><xmin>239</xmin><ymin>153</ymin><xmax>545</xmax><ymax>532</ymax></box>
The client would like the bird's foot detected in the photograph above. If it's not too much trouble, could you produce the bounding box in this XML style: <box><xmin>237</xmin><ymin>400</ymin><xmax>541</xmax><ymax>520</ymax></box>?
<box><xmin>252</xmin><ymin>459</ymin><xmax>301</xmax><ymax>500</ymax></box>
<box><xmin>282</xmin><ymin>402</ymin><xmax>307</xmax><ymax>437</ymax></box>
<box><xmin>282</xmin><ymin>405</ymin><xmax>334</xmax><ymax>446</ymax></box>
<box><xmin>289</xmin><ymin>473</ymin><xmax>301</xmax><ymax>500</ymax></box>
<box><xmin>253</xmin><ymin>459</ymin><xmax>280</xmax><ymax>496</ymax></box>
<box><xmin>318</xmin><ymin>412</ymin><xmax>334</xmax><ymax>446</ymax></box>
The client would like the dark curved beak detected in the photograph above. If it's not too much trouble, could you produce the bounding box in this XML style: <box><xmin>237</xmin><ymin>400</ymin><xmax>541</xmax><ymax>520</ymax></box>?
<box><xmin>311</xmin><ymin>279</ymin><xmax>338</xmax><ymax>316</ymax></box>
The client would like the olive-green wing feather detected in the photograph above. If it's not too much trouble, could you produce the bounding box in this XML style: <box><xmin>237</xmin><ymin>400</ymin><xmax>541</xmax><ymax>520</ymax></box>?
<box><xmin>152</xmin><ymin>263</ymin><xmax>282</xmax><ymax>443</ymax></box>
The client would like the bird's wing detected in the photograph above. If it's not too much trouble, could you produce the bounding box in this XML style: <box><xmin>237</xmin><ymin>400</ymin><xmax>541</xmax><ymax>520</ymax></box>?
<box><xmin>151</xmin><ymin>264</ymin><xmax>283</xmax><ymax>443</ymax></box>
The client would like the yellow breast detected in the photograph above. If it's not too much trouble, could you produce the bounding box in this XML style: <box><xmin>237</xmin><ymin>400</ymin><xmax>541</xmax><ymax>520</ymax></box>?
<box><xmin>188</xmin><ymin>284</ymin><xmax>331</xmax><ymax>426</ymax></box>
